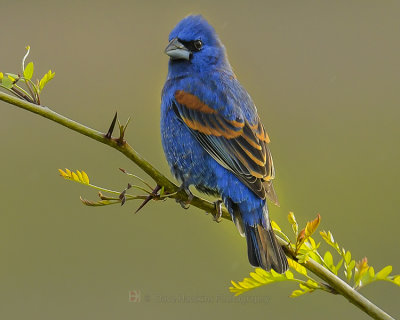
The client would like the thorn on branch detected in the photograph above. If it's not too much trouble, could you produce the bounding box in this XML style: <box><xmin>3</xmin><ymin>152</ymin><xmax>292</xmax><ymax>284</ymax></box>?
<box><xmin>135</xmin><ymin>184</ymin><xmax>162</xmax><ymax>214</ymax></box>
<box><xmin>105</xmin><ymin>112</ymin><xmax>118</xmax><ymax>139</ymax></box>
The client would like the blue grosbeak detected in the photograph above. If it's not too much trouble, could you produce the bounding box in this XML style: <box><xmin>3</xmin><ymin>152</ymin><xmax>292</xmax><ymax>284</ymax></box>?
<box><xmin>161</xmin><ymin>15</ymin><xmax>288</xmax><ymax>273</ymax></box>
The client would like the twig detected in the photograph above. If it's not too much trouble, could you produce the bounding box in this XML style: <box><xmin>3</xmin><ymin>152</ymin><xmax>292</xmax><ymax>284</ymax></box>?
<box><xmin>0</xmin><ymin>91</ymin><xmax>394</xmax><ymax>320</ymax></box>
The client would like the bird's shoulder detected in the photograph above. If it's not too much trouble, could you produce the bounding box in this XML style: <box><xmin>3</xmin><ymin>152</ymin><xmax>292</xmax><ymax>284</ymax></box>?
<box><xmin>163</xmin><ymin>70</ymin><xmax>259</xmax><ymax>125</ymax></box>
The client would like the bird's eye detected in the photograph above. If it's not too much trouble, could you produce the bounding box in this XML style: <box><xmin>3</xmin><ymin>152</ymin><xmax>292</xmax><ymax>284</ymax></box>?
<box><xmin>178</xmin><ymin>39</ymin><xmax>203</xmax><ymax>53</ymax></box>
<box><xmin>193</xmin><ymin>40</ymin><xmax>203</xmax><ymax>51</ymax></box>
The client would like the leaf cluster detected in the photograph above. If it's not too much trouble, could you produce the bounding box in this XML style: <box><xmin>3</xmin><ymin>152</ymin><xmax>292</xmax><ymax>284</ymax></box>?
<box><xmin>230</xmin><ymin>212</ymin><xmax>400</xmax><ymax>297</ymax></box>
<box><xmin>0</xmin><ymin>46</ymin><xmax>54</xmax><ymax>104</ymax></box>
<box><xmin>58</xmin><ymin>168</ymin><xmax>171</xmax><ymax>211</ymax></box>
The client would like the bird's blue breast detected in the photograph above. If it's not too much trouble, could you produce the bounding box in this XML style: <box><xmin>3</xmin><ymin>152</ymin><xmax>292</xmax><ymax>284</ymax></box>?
<box><xmin>161</xmin><ymin>98</ymin><xmax>218</xmax><ymax>192</ymax></box>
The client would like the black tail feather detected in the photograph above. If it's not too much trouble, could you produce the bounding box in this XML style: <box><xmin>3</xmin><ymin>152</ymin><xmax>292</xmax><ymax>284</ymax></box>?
<box><xmin>245</xmin><ymin>224</ymin><xmax>288</xmax><ymax>273</ymax></box>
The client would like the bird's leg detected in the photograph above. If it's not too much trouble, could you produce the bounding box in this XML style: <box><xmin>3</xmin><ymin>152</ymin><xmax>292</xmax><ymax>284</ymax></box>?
<box><xmin>212</xmin><ymin>199</ymin><xmax>223</xmax><ymax>223</ymax></box>
<box><xmin>176</xmin><ymin>183</ymin><xmax>193</xmax><ymax>209</ymax></box>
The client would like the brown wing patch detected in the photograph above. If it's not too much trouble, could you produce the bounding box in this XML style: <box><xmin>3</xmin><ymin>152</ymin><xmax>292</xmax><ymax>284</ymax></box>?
<box><xmin>182</xmin><ymin>117</ymin><xmax>242</xmax><ymax>138</ymax></box>
<box><xmin>250</xmin><ymin>122</ymin><xmax>271</xmax><ymax>143</ymax></box>
<box><xmin>175</xmin><ymin>90</ymin><xmax>216</xmax><ymax>114</ymax></box>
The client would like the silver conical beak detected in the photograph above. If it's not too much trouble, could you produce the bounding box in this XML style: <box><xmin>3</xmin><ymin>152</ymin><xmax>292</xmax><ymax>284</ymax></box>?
<box><xmin>165</xmin><ymin>38</ymin><xmax>190</xmax><ymax>61</ymax></box>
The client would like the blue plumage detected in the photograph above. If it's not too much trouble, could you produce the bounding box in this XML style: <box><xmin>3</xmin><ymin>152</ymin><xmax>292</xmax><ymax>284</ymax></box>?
<box><xmin>161</xmin><ymin>15</ymin><xmax>288</xmax><ymax>272</ymax></box>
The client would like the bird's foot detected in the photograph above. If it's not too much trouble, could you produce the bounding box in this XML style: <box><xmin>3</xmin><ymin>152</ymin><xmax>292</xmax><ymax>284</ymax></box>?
<box><xmin>212</xmin><ymin>200</ymin><xmax>223</xmax><ymax>223</ymax></box>
<box><xmin>176</xmin><ymin>184</ymin><xmax>193</xmax><ymax>209</ymax></box>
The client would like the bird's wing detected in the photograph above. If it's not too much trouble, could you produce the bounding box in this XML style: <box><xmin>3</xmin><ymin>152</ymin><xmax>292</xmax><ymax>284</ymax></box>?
<box><xmin>172</xmin><ymin>88</ymin><xmax>278</xmax><ymax>204</ymax></box>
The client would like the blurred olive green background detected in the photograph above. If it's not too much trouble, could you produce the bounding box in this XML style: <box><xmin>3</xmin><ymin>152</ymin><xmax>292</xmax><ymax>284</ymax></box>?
<box><xmin>1</xmin><ymin>0</ymin><xmax>399</xmax><ymax>319</ymax></box>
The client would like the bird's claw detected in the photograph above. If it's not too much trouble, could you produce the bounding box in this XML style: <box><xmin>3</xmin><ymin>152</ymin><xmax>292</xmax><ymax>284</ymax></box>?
<box><xmin>212</xmin><ymin>200</ymin><xmax>223</xmax><ymax>223</ymax></box>
<box><xmin>176</xmin><ymin>184</ymin><xmax>193</xmax><ymax>209</ymax></box>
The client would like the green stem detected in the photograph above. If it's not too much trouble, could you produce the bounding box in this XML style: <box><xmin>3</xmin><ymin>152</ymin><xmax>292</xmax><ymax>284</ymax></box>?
<box><xmin>14</xmin><ymin>84</ymin><xmax>34</xmax><ymax>102</ymax></box>
<box><xmin>0</xmin><ymin>91</ymin><xmax>395</xmax><ymax>320</ymax></box>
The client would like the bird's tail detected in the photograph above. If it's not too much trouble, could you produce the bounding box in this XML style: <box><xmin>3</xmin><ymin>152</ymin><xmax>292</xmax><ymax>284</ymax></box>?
<box><xmin>228</xmin><ymin>198</ymin><xmax>288</xmax><ymax>273</ymax></box>
<box><xmin>244</xmin><ymin>223</ymin><xmax>288</xmax><ymax>273</ymax></box>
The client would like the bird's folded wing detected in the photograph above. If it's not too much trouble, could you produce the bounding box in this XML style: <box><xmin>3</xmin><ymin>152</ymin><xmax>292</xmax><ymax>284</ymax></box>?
<box><xmin>172</xmin><ymin>89</ymin><xmax>278</xmax><ymax>202</ymax></box>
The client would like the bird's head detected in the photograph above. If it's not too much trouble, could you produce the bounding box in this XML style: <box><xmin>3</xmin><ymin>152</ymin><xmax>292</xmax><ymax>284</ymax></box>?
<box><xmin>165</xmin><ymin>15</ymin><xmax>230</xmax><ymax>74</ymax></box>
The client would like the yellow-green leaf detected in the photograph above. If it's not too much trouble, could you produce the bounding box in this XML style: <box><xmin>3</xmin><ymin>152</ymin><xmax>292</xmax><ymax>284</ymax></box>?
<box><xmin>271</xmin><ymin>220</ymin><xmax>281</xmax><ymax>231</ymax></box>
<box><xmin>24</xmin><ymin>62</ymin><xmax>34</xmax><ymax>80</ymax></box>
<box><xmin>39</xmin><ymin>69</ymin><xmax>55</xmax><ymax>91</ymax></box>
<box><xmin>58</xmin><ymin>169</ymin><xmax>68</xmax><ymax>178</ymax></box>
<box><xmin>285</xmin><ymin>270</ymin><xmax>294</xmax><ymax>280</ymax></box>
<box><xmin>250</xmin><ymin>272</ymin><xmax>268</xmax><ymax>284</ymax></box>
<box><xmin>76</xmin><ymin>170</ymin><xmax>84</xmax><ymax>182</ymax></box>
<box><xmin>255</xmin><ymin>268</ymin><xmax>269</xmax><ymax>278</ymax></box>
<box><xmin>336</xmin><ymin>258</ymin><xmax>344</xmax><ymax>272</ymax></box>
<box><xmin>307</xmin><ymin>237</ymin><xmax>320</xmax><ymax>250</ymax></box>
<box><xmin>306</xmin><ymin>279</ymin><xmax>320</xmax><ymax>289</ymax></box>
<box><xmin>288</xmin><ymin>258</ymin><xmax>307</xmax><ymax>276</ymax></box>
<box><xmin>345</xmin><ymin>250</ymin><xmax>351</xmax><ymax>264</ymax></box>
<box><xmin>305</xmin><ymin>214</ymin><xmax>321</xmax><ymax>237</ymax></box>
<box><xmin>354</xmin><ymin>257</ymin><xmax>369</xmax><ymax>286</ymax></box>
<box><xmin>82</xmin><ymin>171</ymin><xmax>90</xmax><ymax>184</ymax></box>
<box><xmin>296</xmin><ymin>214</ymin><xmax>321</xmax><ymax>252</ymax></box>
<box><xmin>290</xmin><ymin>283</ymin><xmax>314</xmax><ymax>298</ymax></box>
<box><xmin>324</xmin><ymin>251</ymin><xmax>333</xmax><ymax>267</ymax></box>
<box><xmin>71</xmin><ymin>172</ymin><xmax>79</xmax><ymax>181</ymax></box>
<box><xmin>290</xmin><ymin>289</ymin><xmax>306</xmax><ymax>297</ymax></box>
<box><xmin>296</xmin><ymin>229</ymin><xmax>306</xmax><ymax>250</ymax></box>
<box><xmin>59</xmin><ymin>168</ymin><xmax>91</xmax><ymax>185</ymax></box>
<box><xmin>320</xmin><ymin>230</ymin><xmax>341</xmax><ymax>254</ymax></box>
<box><xmin>376</xmin><ymin>265</ymin><xmax>392</xmax><ymax>280</ymax></box>
<box><xmin>1</xmin><ymin>76</ymin><xmax>13</xmax><ymax>89</ymax></box>
<box><xmin>288</xmin><ymin>211</ymin><xmax>298</xmax><ymax>236</ymax></box>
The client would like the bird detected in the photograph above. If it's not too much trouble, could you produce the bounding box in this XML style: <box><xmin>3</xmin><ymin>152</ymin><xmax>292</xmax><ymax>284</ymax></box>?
<box><xmin>160</xmin><ymin>15</ymin><xmax>288</xmax><ymax>273</ymax></box>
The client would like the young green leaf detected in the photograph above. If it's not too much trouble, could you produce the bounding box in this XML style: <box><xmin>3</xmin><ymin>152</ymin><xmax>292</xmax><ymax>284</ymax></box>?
<box><xmin>59</xmin><ymin>168</ymin><xmax>90</xmax><ymax>185</ymax></box>
<box><xmin>296</xmin><ymin>214</ymin><xmax>321</xmax><ymax>253</ymax></box>
<box><xmin>24</xmin><ymin>62</ymin><xmax>34</xmax><ymax>80</ymax></box>
<box><xmin>324</xmin><ymin>251</ymin><xmax>334</xmax><ymax>267</ymax></box>
<box><xmin>376</xmin><ymin>265</ymin><xmax>392</xmax><ymax>280</ymax></box>
<box><xmin>271</xmin><ymin>220</ymin><xmax>291</xmax><ymax>243</ymax></box>
<box><xmin>320</xmin><ymin>230</ymin><xmax>341</xmax><ymax>254</ymax></box>
<box><xmin>230</xmin><ymin>268</ymin><xmax>300</xmax><ymax>296</ymax></box>
<box><xmin>288</xmin><ymin>211</ymin><xmax>298</xmax><ymax>236</ymax></box>
<box><xmin>39</xmin><ymin>69</ymin><xmax>55</xmax><ymax>91</ymax></box>
<box><xmin>305</xmin><ymin>214</ymin><xmax>321</xmax><ymax>238</ymax></box>
<box><xmin>354</xmin><ymin>257</ymin><xmax>369</xmax><ymax>287</ymax></box>
<box><xmin>288</xmin><ymin>258</ymin><xmax>308</xmax><ymax>276</ymax></box>
<box><xmin>290</xmin><ymin>288</ymin><xmax>312</xmax><ymax>297</ymax></box>
<box><xmin>1</xmin><ymin>76</ymin><xmax>13</xmax><ymax>89</ymax></box>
